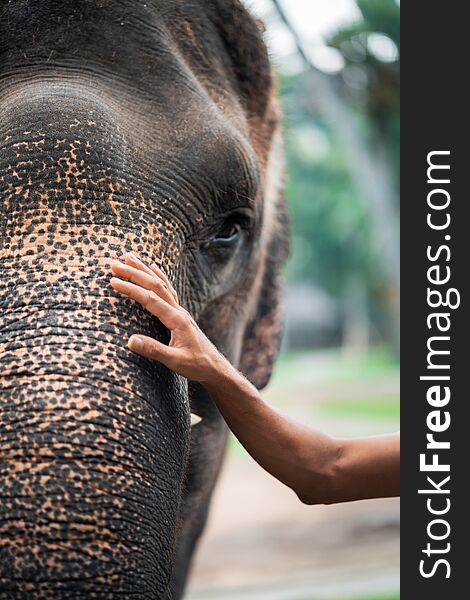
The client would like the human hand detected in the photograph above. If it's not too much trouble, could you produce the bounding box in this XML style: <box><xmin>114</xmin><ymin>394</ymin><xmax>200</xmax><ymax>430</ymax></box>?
<box><xmin>109</xmin><ymin>252</ymin><xmax>227</xmax><ymax>386</ymax></box>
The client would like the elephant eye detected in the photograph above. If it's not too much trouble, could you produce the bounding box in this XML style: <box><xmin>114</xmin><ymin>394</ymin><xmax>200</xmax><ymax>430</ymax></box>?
<box><xmin>211</xmin><ymin>220</ymin><xmax>242</xmax><ymax>247</ymax></box>
<box><xmin>205</xmin><ymin>207</ymin><xmax>255</xmax><ymax>253</ymax></box>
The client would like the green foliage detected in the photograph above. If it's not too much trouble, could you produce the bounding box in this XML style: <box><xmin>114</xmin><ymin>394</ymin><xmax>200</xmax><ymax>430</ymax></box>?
<box><xmin>328</xmin><ymin>0</ymin><xmax>400</xmax><ymax>154</ymax></box>
<box><xmin>282</xmin><ymin>111</ymin><xmax>372</xmax><ymax>297</ymax></box>
<box><xmin>279</xmin><ymin>0</ymin><xmax>400</xmax><ymax>339</ymax></box>
<box><xmin>358</xmin><ymin>0</ymin><xmax>400</xmax><ymax>46</ymax></box>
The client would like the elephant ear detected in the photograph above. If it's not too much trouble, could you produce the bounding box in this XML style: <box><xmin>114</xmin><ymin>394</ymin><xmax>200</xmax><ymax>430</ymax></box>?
<box><xmin>209</xmin><ymin>0</ymin><xmax>289</xmax><ymax>388</ymax></box>
<box><xmin>209</xmin><ymin>0</ymin><xmax>273</xmax><ymax>120</ymax></box>
<box><xmin>239</xmin><ymin>133</ymin><xmax>289</xmax><ymax>390</ymax></box>
<box><xmin>240</xmin><ymin>221</ymin><xmax>289</xmax><ymax>389</ymax></box>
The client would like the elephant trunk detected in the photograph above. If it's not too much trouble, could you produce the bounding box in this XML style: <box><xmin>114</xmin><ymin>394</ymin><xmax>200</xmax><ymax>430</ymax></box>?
<box><xmin>0</xmin><ymin>88</ymin><xmax>190</xmax><ymax>597</ymax></box>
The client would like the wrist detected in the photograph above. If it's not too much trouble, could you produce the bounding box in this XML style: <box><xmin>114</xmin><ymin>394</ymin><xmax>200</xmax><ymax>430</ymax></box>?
<box><xmin>200</xmin><ymin>348</ymin><xmax>234</xmax><ymax>387</ymax></box>
<box><xmin>202</xmin><ymin>355</ymin><xmax>252</xmax><ymax>405</ymax></box>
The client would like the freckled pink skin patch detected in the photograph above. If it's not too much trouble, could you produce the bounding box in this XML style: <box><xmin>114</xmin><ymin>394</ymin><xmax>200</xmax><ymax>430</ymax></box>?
<box><xmin>1</xmin><ymin>105</ymin><xmax>192</xmax><ymax>596</ymax></box>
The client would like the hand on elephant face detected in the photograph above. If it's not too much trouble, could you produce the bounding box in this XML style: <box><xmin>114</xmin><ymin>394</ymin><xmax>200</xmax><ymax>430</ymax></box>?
<box><xmin>110</xmin><ymin>252</ymin><xmax>230</xmax><ymax>386</ymax></box>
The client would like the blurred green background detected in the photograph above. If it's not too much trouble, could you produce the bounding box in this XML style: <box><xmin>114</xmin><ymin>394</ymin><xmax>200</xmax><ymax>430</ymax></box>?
<box><xmin>188</xmin><ymin>1</ymin><xmax>400</xmax><ymax>599</ymax></box>
<box><xmin>280</xmin><ymin>0</ymin><xmax>400</xmax><ymax>356</ymax></box>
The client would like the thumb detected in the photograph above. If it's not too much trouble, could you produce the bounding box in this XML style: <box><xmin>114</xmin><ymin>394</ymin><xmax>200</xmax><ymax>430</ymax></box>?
<box><xmin>128</xmin><ymin>334</ymin><xmax>175</xmax><ymax>368</ymax></box>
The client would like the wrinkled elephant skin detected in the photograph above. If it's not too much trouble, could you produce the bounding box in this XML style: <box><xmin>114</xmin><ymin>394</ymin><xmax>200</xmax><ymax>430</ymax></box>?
<box><xmin>0</xmin><ymin>1</ymin><xmax>289</xmax><ymax>597</ymax></box>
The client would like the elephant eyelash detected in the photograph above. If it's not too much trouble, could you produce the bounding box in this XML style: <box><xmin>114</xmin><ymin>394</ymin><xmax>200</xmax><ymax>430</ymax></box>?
<box><xmin>213</xmin><ymin>221</ymin><xmax>241</xmax><ymax>244</ymax></box>
<box><xmin>209</xmin><ymin>209</ymin><xmax>254</xmax><ymax>248</ymax></box>
<box><xmin>196</xmin><ymin>206</ymin><xmax>255</xmax><ymax>251</ymax></box>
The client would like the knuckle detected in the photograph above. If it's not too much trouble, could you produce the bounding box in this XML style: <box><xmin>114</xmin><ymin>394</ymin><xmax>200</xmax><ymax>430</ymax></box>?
<box><xmin>166</xmin><ymin>356</ymin><xmax>177</xmax><ymax>370</ymax></box>
<box><xmin>173</xmin><ymin>351</ymin><xmax>187</xmax><ymax>368</ymax></box>
<box><xmin>148</xmin><ymin>341</ymin><xmax>160</xmax><ymax>358</ymax></box>
<box><xmin>145</xmin><ymin>340</ymin><xmax>162</xmax><ymax>361</ymax></box>
<box><xmin>177</xmin><ymin>312</ymin><xmax>191</xmax><ymax>328</ymax></box>
<box><xmin>186</xmin><ymin>314</ymin><xmax>197</xmax><ymax>328</ymax></box>
<box><xmin>180</xmin><ymin>309</ymin><xmax>192</xmax><ymax>322</ymax></box>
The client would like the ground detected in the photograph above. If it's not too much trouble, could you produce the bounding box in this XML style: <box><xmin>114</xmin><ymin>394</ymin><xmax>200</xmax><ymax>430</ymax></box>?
<box><xmin>186</xmin><ymin>349</ymin><xmax>400</xmax><ymax>600</ymax></box>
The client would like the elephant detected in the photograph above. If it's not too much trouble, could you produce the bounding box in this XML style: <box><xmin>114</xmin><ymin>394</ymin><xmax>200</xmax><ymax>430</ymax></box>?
<box><xmin>0</xmin><ymin>0</ymin><xmax>289</xmax><ymax>597</ymax></box>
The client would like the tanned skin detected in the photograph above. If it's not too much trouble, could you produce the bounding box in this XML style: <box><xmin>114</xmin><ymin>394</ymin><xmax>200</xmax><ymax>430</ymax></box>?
<box><xmin>110</xmin><ymin>252</ymin><xmax>400</xmax><ymax>506</ymax></box>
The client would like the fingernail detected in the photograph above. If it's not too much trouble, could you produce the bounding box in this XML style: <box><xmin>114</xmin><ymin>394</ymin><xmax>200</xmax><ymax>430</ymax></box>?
<box><xmin>129</xmin><ymin>336</ymin><xmax>143</xmax><ymax>351</ymax></box>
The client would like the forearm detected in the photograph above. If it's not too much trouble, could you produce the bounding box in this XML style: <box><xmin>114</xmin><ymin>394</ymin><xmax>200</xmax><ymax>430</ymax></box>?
<box><xmin>334</xmin><ymin>434</ymin><xmax>400</xmax><ymax>503</ymax></box>
<box><xmin>204</xmin><ymin>360</ymin><xmax>400</xmax><ymax>505</ymax></box>
<box><xmin>204</xmin><ymin>360</ymin><xmax>341</xmax><ymax>505</ymax></box>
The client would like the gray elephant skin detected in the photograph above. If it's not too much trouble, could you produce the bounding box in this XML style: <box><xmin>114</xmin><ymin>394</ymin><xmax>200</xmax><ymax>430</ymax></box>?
<box><xmin>0</xmin><ymin>1</ymin><xmax>289</xmax><ymax>597</ymax></box>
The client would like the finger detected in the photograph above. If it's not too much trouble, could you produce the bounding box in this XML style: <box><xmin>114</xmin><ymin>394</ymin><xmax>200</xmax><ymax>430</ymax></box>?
<box><xmin>123</xmin><ymin>252</ymin><xmax>179</xmax><ymax>304</ymax></box>
<box><xmin>149</xmin><ymin>263</ymin><xmax>179</xmax><ymax>303</ymax></box>
<box><xmin>110</xmin><ymin>261</ymin><xmax>178</xmax><ymax>306</ymax></box>
<box><xmin>128</xmin><ymin>334</ymin><xmax>176</xmax><ymax>368</ymax></box>
<box><xmin>123</xmin><ymin>252</ymin><xmax>155</xmax><ymax>277</ymax></box>
<box><xmin>110</xmin><ymin>277</ymin><xmax>182</xmax><ymax>329</ymax></box>
<box><xmin>149</xmin><ymin>262</ymin><xmax>174</xmax><ymax>288</ymax></box>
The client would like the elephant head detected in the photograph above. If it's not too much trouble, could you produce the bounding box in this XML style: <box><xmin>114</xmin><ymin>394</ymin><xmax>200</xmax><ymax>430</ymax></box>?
<box><xmin>0</xmin><ymin>0</ymin><xmax>289</xmax><ymax>597</ymax></box>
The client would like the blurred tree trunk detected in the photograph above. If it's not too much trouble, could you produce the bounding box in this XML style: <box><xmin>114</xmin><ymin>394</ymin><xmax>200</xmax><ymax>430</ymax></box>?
<box><xmin>342</xmin><ymin>273</ymin><xmax>370</xmax><ymax>355</ymax></box>
<box><xmin>271</xmin><ymin>0</ymin><xmax>400</xmax><ymax>353</ymax></box>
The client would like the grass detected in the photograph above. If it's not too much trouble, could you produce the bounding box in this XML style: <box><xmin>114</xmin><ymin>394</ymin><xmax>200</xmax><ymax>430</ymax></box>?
<box><xmin>269</xmin><ymin>346</ymin><xmax>399</xmax><ymax>387</ymax></box>
<box><xmin>298</xmin><ymin>593</ymin><xmax>400</xmax><ymax>600</ymax></box>
<box><xmin>321</xmin><ymin>394</ymin><xmax>399</xmax><ymax>420</ymax></box>
<box><xmin>296</xmin><ymin>595</ymin><xmax>399</xmax><ymax>600</ymax></box>
<box><xmin>334</xmin><ymin>595</ymin><xmax>399</xmax><ymax>600</ymax></box>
